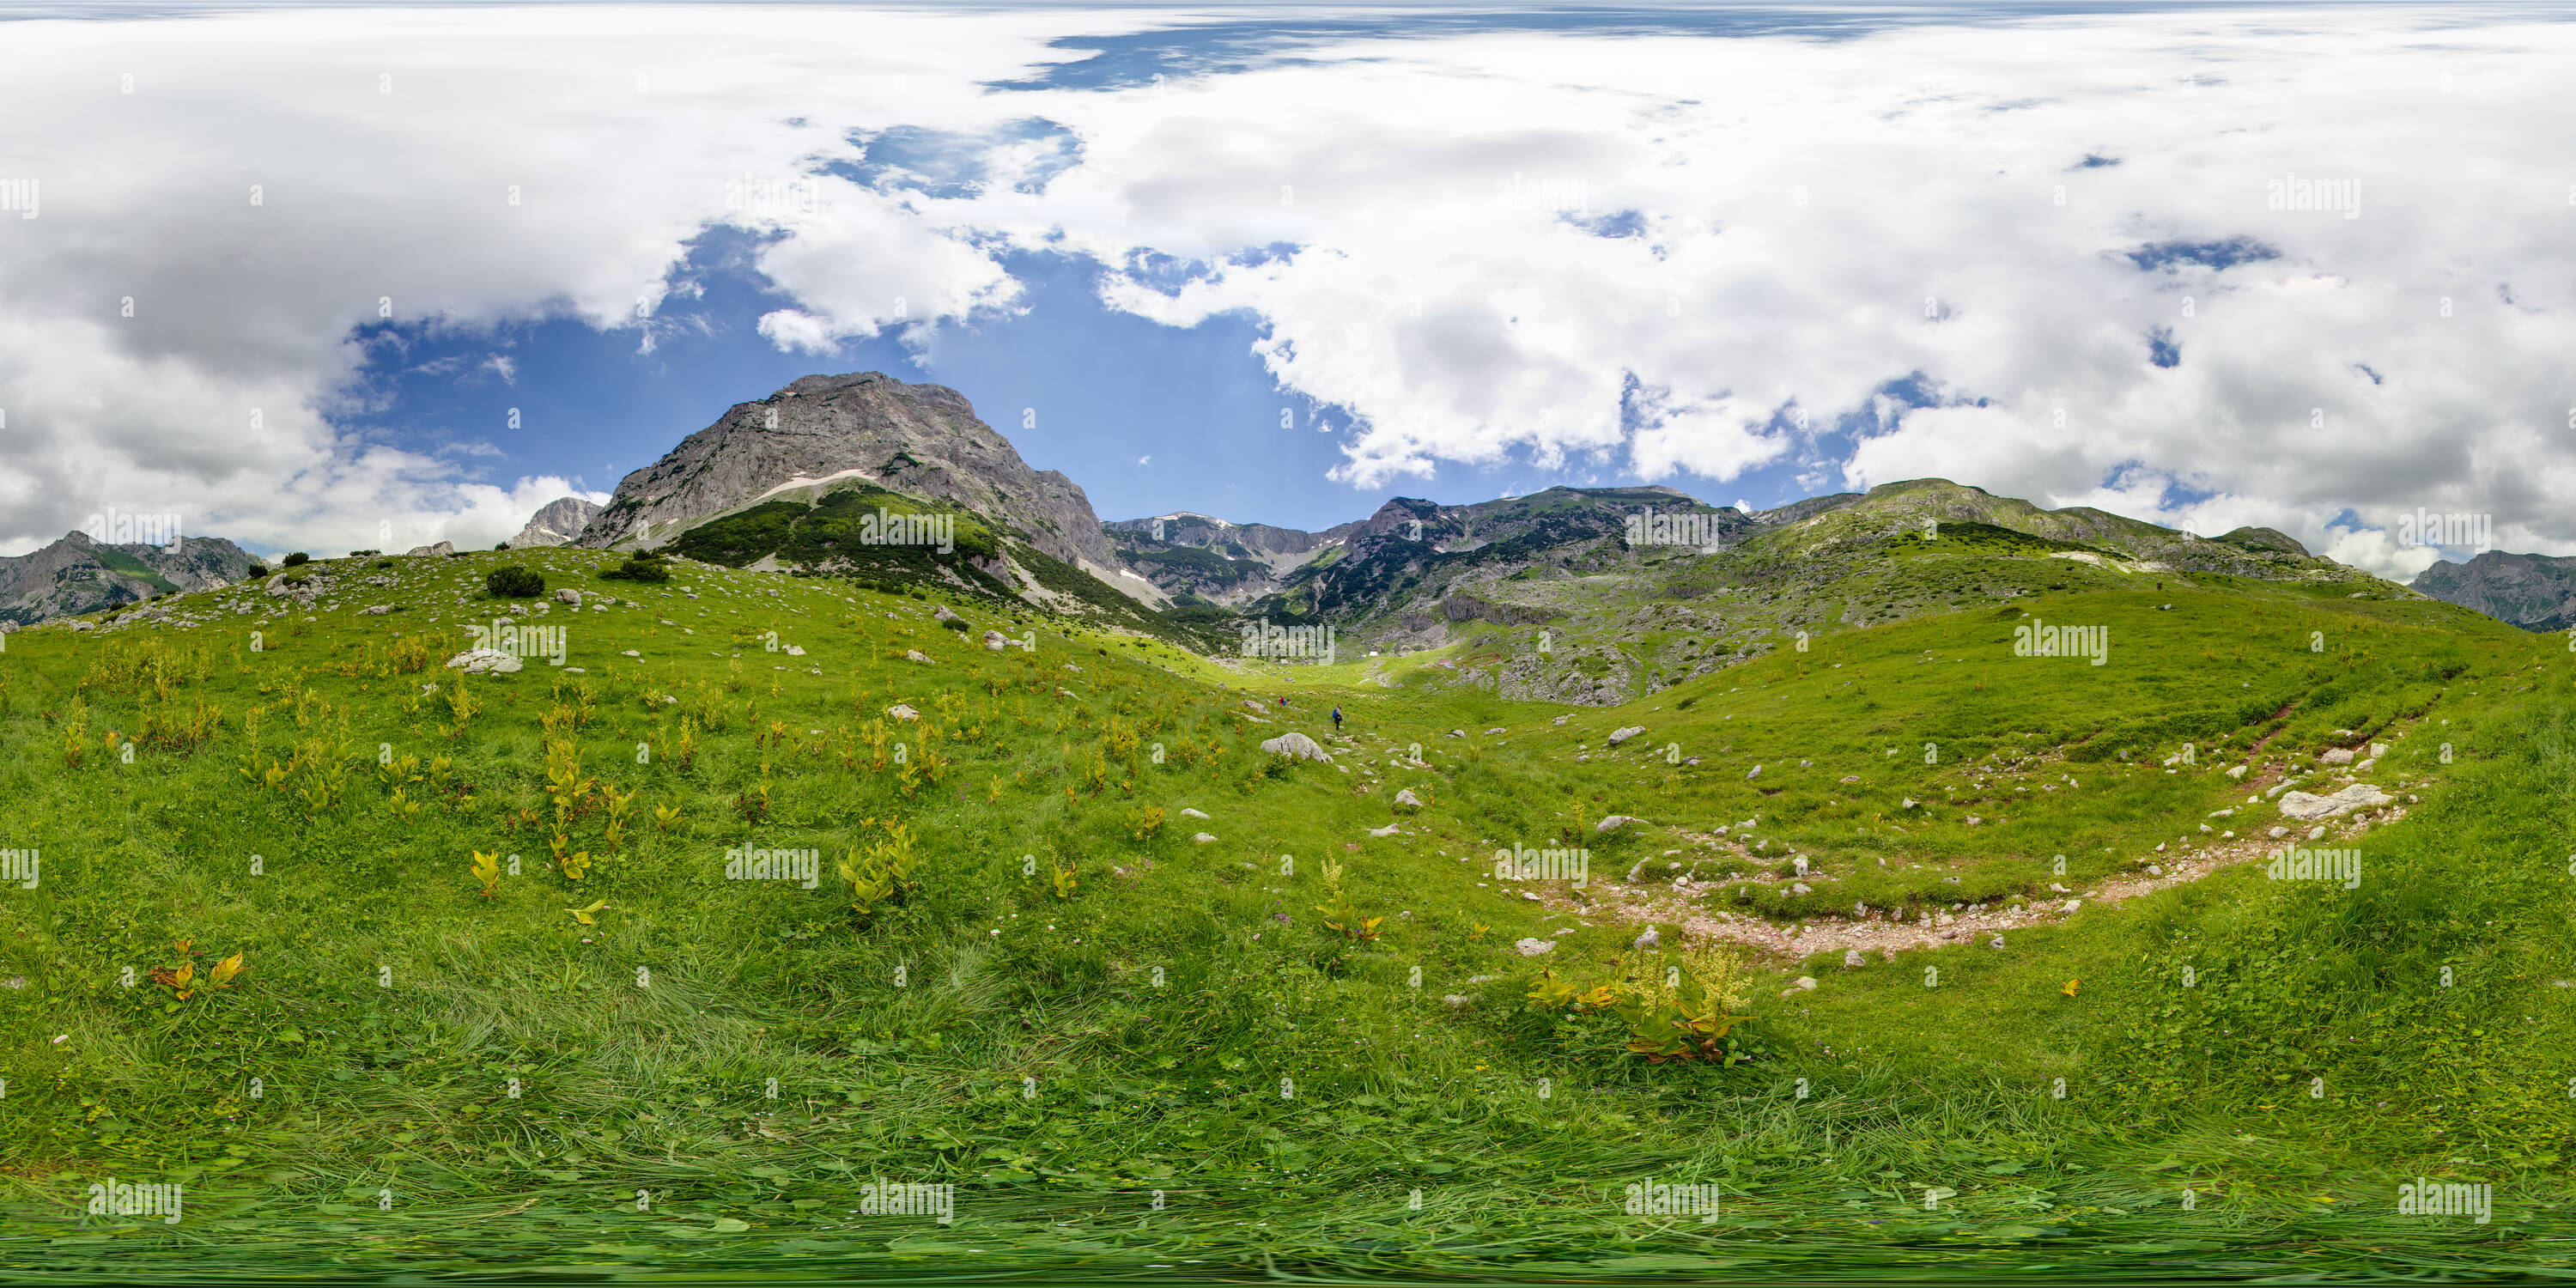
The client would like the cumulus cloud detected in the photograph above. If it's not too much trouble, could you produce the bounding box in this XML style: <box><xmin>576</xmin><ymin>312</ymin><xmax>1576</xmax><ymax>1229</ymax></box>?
<box><xmin>0</xmin><ymin>5</ymin><xmax>1127</xmax><ymax>554</ymax></box>
<box><xmin>908</xmin><ymin>11</ymin><xmax>2574</xmax><ymax>575</ymax></box>
<box><xmin>3</xmin><ymin>5</ymin><xmax>2573</xmax><ymax>581</ymax></box>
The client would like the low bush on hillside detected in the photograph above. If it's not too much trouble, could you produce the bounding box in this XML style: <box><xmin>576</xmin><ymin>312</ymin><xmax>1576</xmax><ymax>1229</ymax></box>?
<box><xmin>602</xmin><ymin>552</ymin><xmax>671</xmax><ymax>583</ymax></box>
<box><xmin>484</xmin><ymin>566</ymin><xmax>544</xmax><ymax>598</ymax></box>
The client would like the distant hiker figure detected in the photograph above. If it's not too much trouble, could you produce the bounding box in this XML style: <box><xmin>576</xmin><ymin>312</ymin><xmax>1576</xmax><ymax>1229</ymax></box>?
<box><xmin>1332</xmin><ymin>706</ymin><xmax>1344</xmax><ymax>732</ymax></box>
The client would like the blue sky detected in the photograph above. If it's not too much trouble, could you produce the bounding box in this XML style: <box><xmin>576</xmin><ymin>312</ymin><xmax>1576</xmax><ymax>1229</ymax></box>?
<box><xmin>1</xmin><ymin>2</ymin><xmax>2567</xmax><ymax>572</ymax></box>
<box><xmin>337</xmin><ymin>228</ymin><xmax>1827</xmax><ymax>533</ymax></box>
<box><xmin>284</xmin><ymin>3</ymin><xmax>2324</xmax><ymax>534</ymax></box>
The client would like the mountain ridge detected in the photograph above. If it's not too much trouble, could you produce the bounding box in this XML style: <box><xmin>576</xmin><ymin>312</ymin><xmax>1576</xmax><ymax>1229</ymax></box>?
<box><xmin>0</xmin><ymin>529</ymin><xmax>259</xmax><ymax>629</ymax></box>
<box><xmin>2408</xmin><ymin>549</ymin><xmax>2576</xmax><ymax>632</ymax></box>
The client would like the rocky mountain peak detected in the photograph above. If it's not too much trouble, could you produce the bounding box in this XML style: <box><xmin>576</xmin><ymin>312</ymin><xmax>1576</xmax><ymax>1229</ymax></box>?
<box><xmin>0</xmin><ymin>529</ymin><xmax>258</xmax><ymax>627</ymax></box>
<box><xmin>2410</xmin><ymin>549</ymin><xmax>2576</xmax><ymax>632</ymax></box>
<box><xmin>579</xmin><ymin>371</ymin><xmax>1117</xmax><ymax>572</ymax></box>
<box><xmin>511</xmin><ymin>496</ymin><xmax>603</xmax><ymax>548</ymax></box>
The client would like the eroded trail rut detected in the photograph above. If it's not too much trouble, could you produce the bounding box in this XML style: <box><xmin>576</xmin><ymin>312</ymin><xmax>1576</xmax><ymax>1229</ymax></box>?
<box><xmin>1522</xmin><ymin>787</ymin><xmax>2407</xmax><ymax>972</ymax></box>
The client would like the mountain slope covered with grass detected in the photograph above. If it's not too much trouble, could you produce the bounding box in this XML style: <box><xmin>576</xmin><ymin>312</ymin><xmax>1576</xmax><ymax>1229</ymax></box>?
<box><xmin>2</xmin><ymin>519</ymin><xmax>2567</xmax><ymax>1279</ymax></box>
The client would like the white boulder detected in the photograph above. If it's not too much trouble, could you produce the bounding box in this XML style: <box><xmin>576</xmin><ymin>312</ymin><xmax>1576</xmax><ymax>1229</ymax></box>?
<box><xmin>2278</xmin><ymin>784</ymin><xmax>2393</xmax><ymax>821</ymax></box>
<box><xmin>443</xmin><ymin>647</ymin><xmax>522</xmax><ymax>674</ymax></box>
<box><xmin>1259</xmin><ymin>732</ymin><xmax>1334</xmax><ymax>762</ymax></box>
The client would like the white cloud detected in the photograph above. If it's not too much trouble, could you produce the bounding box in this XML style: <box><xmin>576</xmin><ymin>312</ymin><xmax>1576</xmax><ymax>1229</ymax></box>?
<box><xmin>4</xmin><ymin>5</ymin><xmax>2574</xmax><ymax>578</ymax></box>
<box><xmin>922</xmin><ymin>11</ymin><xmax>2576</xmax><ymax>570</ymax></box>
<box><xmin>0</xmin><ymin>5</ymin><xmax>1136</xmax><ymax>554</ymax></box>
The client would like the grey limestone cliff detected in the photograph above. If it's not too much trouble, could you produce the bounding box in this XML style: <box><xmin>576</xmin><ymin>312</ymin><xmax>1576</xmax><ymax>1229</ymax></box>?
<box><xmin>580</xmin><ymin>372</ymin><xmax>1116</xmax><ymax>571</ymax></box>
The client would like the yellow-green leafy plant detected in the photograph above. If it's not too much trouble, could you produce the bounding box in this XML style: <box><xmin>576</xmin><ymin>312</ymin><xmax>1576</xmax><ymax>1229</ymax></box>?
<box><xmin>1606</xmin><ymin>944</ymin><xmax>1754</xmax><ymax>1064</ymax></box>
<box><xmin>444</xmin><ymin>672</ymin><xmax>481</xmax><ymax>728</ymax></box>
<box><xmin>837</xmin><ymin>819</ymin><xmax>920</xmax><ymax>918</ymax></box>
<box><xmin>149</xmin><ymin>939</ymin><xmax>246</xmax><ymax>1003</ymax></box>
<box><xmin>556</xmin><ymin>839</ymin><xmax>593</xmax><ymax>884</ymax></box>
<box><xmin>544</xmin><ymin>738</ymin><xmax>592</xmax><ymax>830</ymax></box>
<box><xmin>389</xmin><ymin>635</ymin><xmax>439</xmax><ymax>674</ymax></box>
<box><xmin>601</xmin><ymin>784</ymin><xmax>636</xmax><ymax>850</ymax></box>
<box><xmin>292</xmin><ymin>738</ymin><xmax>352</xmax><ymax>816</ymax></box>
<box><xmin>379</xmin><ymin>751</ymin><xmax>422</xmax><ymax>789</ymax></box>
<box><xmin>1313</xmin><ymin>859</ymin><xmax>1382</xmax><ymax>942</ymax></box>
<box><xmin>1125</xmin><ymin>805</ymin><xmax>1164</xmax><ymax>841</ymax></box>
<box><xmin>674</xmin><ymin>715</ymin><xmax>699</xmax><ymax>771</ymax></box>
<box><xmin>469</xmin><ymin>849</ymin><xmax>502</xmax><ymax>899</ymax></box>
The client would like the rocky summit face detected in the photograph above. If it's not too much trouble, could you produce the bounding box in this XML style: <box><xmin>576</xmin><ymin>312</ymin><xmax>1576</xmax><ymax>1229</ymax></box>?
<box><xmin>579</xmin><ymin>372</ymin><xmax>1117</xmax><ymax>573</ymax></box>
<box><xmin>0</xmin><ymin>530</ymin><xmax>259</xmax><ymax>627</ymax></box>
<box><xmin>1102</xmin><ymin>512</ymin><xmax>1361</xmax><ymax>605</ymax></box>
<box><xmin>2409</xmin><ymin>550</ymin><xmax>2576</xmax><ymax>632</ymax></box>
<box><xmin>510</xmin><ymin>496</ymin><xmax>603</xmax><ymax>548</ymax></box>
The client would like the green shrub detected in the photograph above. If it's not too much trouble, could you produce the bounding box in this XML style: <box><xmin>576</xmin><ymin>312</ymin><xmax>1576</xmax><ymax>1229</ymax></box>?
<box><xmin>485</xmin><ymin>566</ymin><xmax>545</xmax><ymax>598</ymax></box>
<box><xmin>245</xmin><ymin>562</ymin><xmax>270</xmax><ymax>578</ymax></box>
<box><xmin>283</xmin><ymin>552</ymin><xmax>310</xmax><ymax>567</ymax></box>
<box><xmin>602</xmin><ymin>553</ymin><xmax>671</xmax><ymax>584</ymax></box>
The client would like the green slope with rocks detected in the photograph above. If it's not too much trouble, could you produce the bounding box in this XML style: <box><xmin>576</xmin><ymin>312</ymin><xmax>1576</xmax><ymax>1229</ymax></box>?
<box><xmin>0</xmin><ymin>524</ymin><xmax>2564</xmax><ymax>1279</ymax></box>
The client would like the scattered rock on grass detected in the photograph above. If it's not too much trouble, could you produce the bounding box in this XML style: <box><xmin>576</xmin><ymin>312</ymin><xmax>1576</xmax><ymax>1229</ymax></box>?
<box><xmin>1260</xmin><ymin>732</ymin><xmax>1334</xmax><ymax>762</ymax></box>
<box><xmin>444</xmin><ymin>647</ymin><xmax>522</xmax><ymax>674</ymax></box>
<box><xmin>2278</xmin><ymin>784</ymin><xmax>2393</xmax><ymax>821</ymax></box>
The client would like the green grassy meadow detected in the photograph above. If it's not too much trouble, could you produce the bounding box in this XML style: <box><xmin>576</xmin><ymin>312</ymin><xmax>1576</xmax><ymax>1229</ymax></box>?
<box><xmin>1</xmin><ymin>545</ymin><xmax>2569</xmax><ymax>1280</ymax></box>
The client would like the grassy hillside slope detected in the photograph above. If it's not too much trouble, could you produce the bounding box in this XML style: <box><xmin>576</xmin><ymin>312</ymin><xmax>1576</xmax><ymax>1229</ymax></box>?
<box><xmin>0</xmin><ymin>544</ymin><xmax>2567</xmax><ymax>1280</ymax></box>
